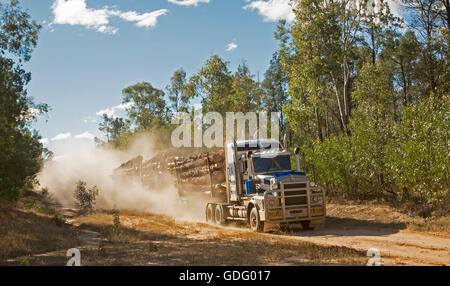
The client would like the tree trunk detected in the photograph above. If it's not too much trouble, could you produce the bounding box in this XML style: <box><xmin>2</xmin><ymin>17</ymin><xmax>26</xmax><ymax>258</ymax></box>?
<box><xmin>330</xmin><ymin>71</ymin><xmax>348</xmax><ymax>135</ymax></box>
<box><xmin>400</xmin><ymin>63</ymin><xmax>408</xmax><ymax>106</ymax></box>
<box><xmin>314</xmin><ymin>105</ymin><xmax>323</xmax><ymax>142</ymax></box>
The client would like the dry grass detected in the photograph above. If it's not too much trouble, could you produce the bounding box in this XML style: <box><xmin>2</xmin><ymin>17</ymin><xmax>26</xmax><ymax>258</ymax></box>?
<box><xmin>70</xmin><ymin>210</ymin><xmax>366</xmax><ymax>266</ymax></box>
<box><xmin>326</xmin><ymin>201</ymin><xmax>450</xmax><ymax>235</ymax></box>
<box><xmin>408</xmin><ymin>216</ymin><xmax>450</xmax><ymax>234</ymax></box>
<box><xmin>0</xmin><ymin>191</ymin><xmax>80</xmax><ymax>263</ymax></box>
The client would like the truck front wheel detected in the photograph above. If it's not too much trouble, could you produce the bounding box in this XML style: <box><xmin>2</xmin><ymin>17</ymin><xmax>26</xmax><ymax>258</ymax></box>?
<box><xmin>249</xmin><ymin>207</ymin><xmax>264</xmax><ymax>232</ymax></box>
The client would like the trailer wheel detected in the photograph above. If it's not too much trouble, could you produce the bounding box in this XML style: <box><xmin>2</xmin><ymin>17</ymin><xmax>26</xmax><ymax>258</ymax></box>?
<box><xmin>249</xmin><ymin>207</ymin><xmax>264</xmax><ymax>232</ymax></box>
<box><xmin>301</xmin><ymin>220</ymin><xmax>314</xmax><ymax>230</ymax></box>
<box><xmin>206</xmin><ymin>204</ymin><xmax>214</xmax><ymax>222</ymax></box>
<box><xmin>214</xmin><ymin>205</ymin><xmax>225</xmax><ymax>226</ymax></box>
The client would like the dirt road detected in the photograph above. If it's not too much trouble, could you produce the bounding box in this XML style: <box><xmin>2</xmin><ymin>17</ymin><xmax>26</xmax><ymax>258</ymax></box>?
<box><xmin>2</xmin><ymin>193</ymin><xmax>448</xmax><ymax>266</ymax></box>
<box><xmin>69</xmin><ymin>205</ymin><xmax>449</xmax><ymax>266</ymax></box>
<box><xmin>282</xmin><ymin>218</ymin><xmax>450</xmax><ymax>265</ymax></box>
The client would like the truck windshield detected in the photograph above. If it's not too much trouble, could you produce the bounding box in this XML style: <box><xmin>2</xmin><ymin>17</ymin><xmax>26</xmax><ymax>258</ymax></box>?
<box><xmin>253</xmin><ymin>155</ymin><xmax>291</xmax><ymax>174</ymax></box>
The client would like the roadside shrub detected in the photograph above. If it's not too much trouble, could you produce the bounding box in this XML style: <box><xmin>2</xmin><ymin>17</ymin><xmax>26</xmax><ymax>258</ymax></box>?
<box><xmin>301</xmin><ymin>94</ymin><xmax>449</xmax><ymax>216</ymax></box>
<box><xmin>108</xmin><ymin>209</ymin><xmax>122</xmax><ymax>242</ymax></box>
<box><xmin>387</xmin><ymin>95</ymin><xmax>449</xmax><ymax>213</ymax></box>
<box><xmin>303</xmin><ymin>136</ymin><xmax>354</xmax><ymax>198</ymax></box>
<box><xmin>73</xmin><ymin>180</ymin><xmax>99</xmax><ymax>213</ymax></box>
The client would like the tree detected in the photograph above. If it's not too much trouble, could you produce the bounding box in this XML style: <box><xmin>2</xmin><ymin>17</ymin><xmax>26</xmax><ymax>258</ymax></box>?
<box><xmin>186</xmin><ymin>55</ymin><xmax>233</xmax><ymax>115</ymax></box>
<box><xmin>385</xmin><ymin>30</ymin><xmax>422</xmax><ymax>105</ymax></box>
<box><xmin>0</xmin><ymin>0</ymin><xmax>48</xmax><ymax>202</ymax></box>
<box><xmin>402</xmin><ymin>0</ymin><xmax>448</xmax><ymax>96</ymax></box>
<box><xmin>284</xmin><ymin>0</ymin><xmax>342</xmax><ymax>141</ymax></box>
<box><xmin>262</xmin><ymin>51</ymin><xmax>289</xmax><ymax>132</ymax></box>
<box><xmin>349</xmin><ymin>60</ymin><xmax>397</xmax><ymax>196</ymax></box>
<box><xmin>122</xmin><ymin>82</ymin><xmax>168</xmax><ymax>130</ymax></box>
<box><xmin>361</xmin><ymin>0</ymin><xmax>402</xmax><ymax>65</ymax></box>
<box><xmin>230</xmin><ymin>62</ymin><xmax>262</xmax><ymax>113</ymax></box>
<box><xmin>98</xmin><ymin>114</ymin><xmax>129</xmax><ymax>143</ymax></box>
<box><xmin>387</xmin><ymin>94</ymin><xmax>449</xmax><ymax>213</ymax></box>
<box><xmin>167</xmin><ymin>68</ymin><xmax>189</xmax><ymax>113</ymax></box>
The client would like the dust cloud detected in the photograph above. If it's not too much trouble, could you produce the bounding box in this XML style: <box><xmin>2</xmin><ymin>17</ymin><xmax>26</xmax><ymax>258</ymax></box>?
<box><xmin>38</xmin><ymin>133</ymin><xmax>207</xmax><ymax>221</ymax></box>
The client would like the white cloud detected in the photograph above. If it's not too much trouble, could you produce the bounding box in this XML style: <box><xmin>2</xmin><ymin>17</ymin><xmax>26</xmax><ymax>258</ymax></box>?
<box><xmin>226</xmin><ymin>42</ymin><xmax>238</xmax><ymax>51</ymax></box>
<box><xmin>51</xmin><ymin>0</ymin><xmax>168</xmax><ymax>34</ymax></box>
<box><xmin>96</xmin><ymin>102</ymin><xmax>134</xmax><ymax>117</ymax></box>
<box><xmin>244</xmin><ymin>0</ymin><xmax>295</xmax><ymax>23</ymax></box>
<box><xmin>168</xmin><ymin>0</ymin><xmax>210</xmax><ymax>6</ymax></box>
<box><xmin>51</xmin><ymin>0</ymin><xmax>116</xmax><ymax>34</ymax></box>
<box><xmin>39</xmin><ymin>138</ymin><xmax>49</xmax><ymax>144</ymax></box>
<box><xmin>118</xmin><ymin>10</ymin><xmax>168</xmax><ymax>28</ymax></box>
<box><xmin>74</xmin><ymin>131</ymin><xmax>95</xmax><ymax>140</ymax></box>
<box><xmin>51</xmin><ymin>132</ymin><xmax>72</xmax><ymax>141</ymax></box>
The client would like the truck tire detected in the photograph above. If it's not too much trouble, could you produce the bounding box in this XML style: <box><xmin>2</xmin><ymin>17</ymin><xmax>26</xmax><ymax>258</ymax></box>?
<box><xmin>249</xmin><ymin>207</ymin><xmax>264</xmax><ymax>232</ymax></box>
<box><xmin>301</xmin><ymin>220</ymin><xmax>314</xmax><ymax>230</ymax></box>
<box><xmin>214</xmin><ymin>205</ymin><xmax>225</xmax><ymax>226</ymax></box>
<box><xmin>206</xmin><ymin>204</ymin><xmax>214</xmax><ymax>222</ymax></box>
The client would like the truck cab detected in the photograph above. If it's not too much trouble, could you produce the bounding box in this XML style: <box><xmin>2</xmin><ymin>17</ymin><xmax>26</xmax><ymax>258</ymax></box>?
<box><xmin>206</xmin><ymin>139</ymin><xmax>326</xmax><ymax>232</ymax></box>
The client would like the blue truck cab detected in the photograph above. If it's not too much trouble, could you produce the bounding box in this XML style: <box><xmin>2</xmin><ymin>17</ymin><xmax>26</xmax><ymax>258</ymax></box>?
<box><xmin>206</xmin><ymin>139</ymin><xmax>326</xmax><ymax>232</ymax></box>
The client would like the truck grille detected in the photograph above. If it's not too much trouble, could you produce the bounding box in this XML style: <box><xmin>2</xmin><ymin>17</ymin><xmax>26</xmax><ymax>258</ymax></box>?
<box><xmin>284</xmin><ymin>189</ymin><xmax>307</xmax><ymax>206</ymax></box>
<box><xmin>284</xmin><ymin>183</ymin><xmax>306</xmax><ymax>189</ymax></box>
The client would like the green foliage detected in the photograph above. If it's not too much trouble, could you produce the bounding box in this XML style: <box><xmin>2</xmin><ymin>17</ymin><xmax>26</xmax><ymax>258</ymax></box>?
<box><xmin>0</xmin><ymin>0</ymin><xmax>40</xmax><ymax>62</ymax></box>
<box><xmin>122</xmin><ymin>82</ymin><xmax>169</xmax><ymax>130</ymax></box>
<box><xmin>185</xmin><ymin>55</ymin><xmax>264</xmax><ymax>115</ymax></box>
<box><xmin>108</xmin><ymin>209</ymin><xmax>122</xmax><ymax>242</ymax></box>
<box><xmin>98</xmin><ymin>114</ymin><xmax>130</xmax><ymax>145</ymax></box>
<box><xmin>387</xmin><ymin>95</ymin><xmax>449</xmax><ymax>209</ymax></box>
<box><xmin>277</xmin><ymin>0</ymin><xmax>449</xmax><ymax>215</ymax></box>
<box><xmin>262</xmin><ymin>51</ymin><xmax>290</xmax><ymax>131</ymax></box>
<box><xmin>186</xmin><ymin>55</ymin><xmax>234</xmax><ymax>115</ymax></box>
<box><xmin>167</xmin><ymin>68</ymin><xmax>189</xmax><ymax>113</ymax></box>
<box><xmin>0</xmin><ymin>0</ymin><xmax>48</xmax><ymax>202</ymax></box>
<box><xmin>300</xmin><ymin>72</ymin><xmax>449</xmax><ymax>213</ymax></box>
<box><xmin>303</xmin><ymin>136</ymin><xmax>353</xmax><ymax>197</ymax></box>
<box><xmin>73</xmin><ymin>180</ymin><xmax>99</xmax><ymax>213</ymax></box>
<box><xmin>230</xmin><ymin>63</ymin><xmax>262</xmax><ymax>112</ymax></box>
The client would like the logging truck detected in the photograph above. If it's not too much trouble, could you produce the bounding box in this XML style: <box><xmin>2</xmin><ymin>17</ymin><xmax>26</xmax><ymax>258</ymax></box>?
<box><xmin>115</xmin><ymin>139</ymin><xmax>326</xmax><ymax>232</ymax></box>
<box><xmin>205</xmin><ymin>139</ymin><xmax>326</xmax><ymax>232</ymax></box>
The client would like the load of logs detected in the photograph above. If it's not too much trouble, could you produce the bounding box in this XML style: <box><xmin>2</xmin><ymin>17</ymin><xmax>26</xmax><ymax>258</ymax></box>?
<box><xmin>115</xmin><ymin>149</ymin><xmax>227</xmax><ymax>197</ymax></box>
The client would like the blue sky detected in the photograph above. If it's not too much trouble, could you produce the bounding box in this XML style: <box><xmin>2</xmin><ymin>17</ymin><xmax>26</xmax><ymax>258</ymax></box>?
<box><xmin>9</xmin><ymin>0</ymin><xmax>296</xmax><ymax>151</ymax></box>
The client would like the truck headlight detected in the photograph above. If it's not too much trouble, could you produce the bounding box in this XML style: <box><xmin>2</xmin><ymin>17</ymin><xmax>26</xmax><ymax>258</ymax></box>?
<box><xmin>267</xmin><ymin>198</ymin><xmax>279</xmax><ymax>208</ymax></box>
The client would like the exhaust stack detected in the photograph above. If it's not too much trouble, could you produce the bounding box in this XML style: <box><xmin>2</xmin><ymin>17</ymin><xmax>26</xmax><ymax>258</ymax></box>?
<box><xmin>294</xmin><ymin>147</ymin><xmax>301</xmax><ymax>172</ymax></box>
